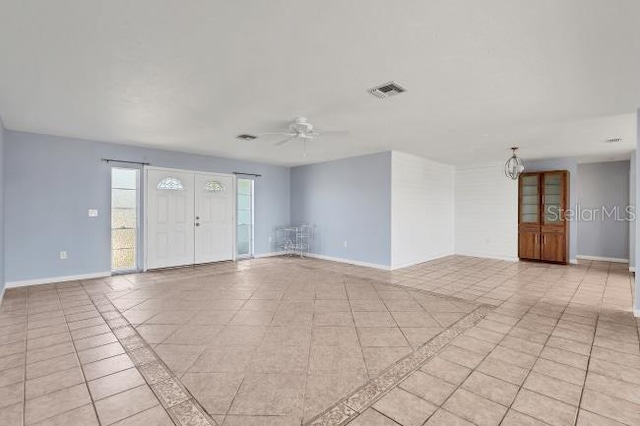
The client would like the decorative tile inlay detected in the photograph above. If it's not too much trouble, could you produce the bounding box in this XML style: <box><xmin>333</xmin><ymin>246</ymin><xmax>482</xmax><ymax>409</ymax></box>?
<box><xmin>3</xmin><ymin>255</ymin><xmax>634</xmax><ymax>426</ymax></box>
<box><xmin>130</xmin><ymin>346</ymin><xmax>157</xmax><ymax>365</ymax></box>
<box><xmin>170</xmin><ymin>399</ymin><xmax>214</xmax><ymax>426</ymax></box>
<box><xmin>140</xmin><ymin>361</ymin><xmax>174</xmax><ymax>385</ymax></box>
<box><xmin>107</xmin><ymin>317</ymin><xmax>129</xmax><ymax>329</ymax></box>
<box><xmin>86</xmin><ymin>294</ymin><xmax>218</xmax><ymax>426</ymax></box>
<box><xmin>153</xmin><ymin>378</ymin><xmax>190</xmax><ymax>408</ymax></box>
<box><xmin>305</xmin><ymin>305</ymin><xmax>491</xmax><ymax>426</ymax></box>
<box><xmin>121</xmin><ymin>334</ymin><xmax>146</xmax><ymax>350</ymax></box>
<box><xmin>308</xmin><ymin>403</ymin><xmax>358</xmax><ymax>426</ymax></box>
<box><xmin>114</xmin><ymin>326</ymin><xmax>138</xmax><ymax>340</ymax></box>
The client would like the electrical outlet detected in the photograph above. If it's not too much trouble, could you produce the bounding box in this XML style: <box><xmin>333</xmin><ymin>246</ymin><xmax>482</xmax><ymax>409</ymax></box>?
<box><xmin>60</xmin><ymin>251</ymin><xmax>68</xmax><ymax>260</ymax></box>
<box><xmin>343</xmin><ymin>241</ymin><xmax>348</xmax><ymax>248</ymax></box>
<box><xmin>88</xmin><ymin>209</ymin><xmax>99</xmax><ymax>217</ymax></box>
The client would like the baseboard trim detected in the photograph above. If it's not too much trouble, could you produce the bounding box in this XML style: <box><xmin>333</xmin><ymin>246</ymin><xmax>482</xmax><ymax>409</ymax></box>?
<box><xmin>391</xmin><ymin>253</ymin><xmax>453</xmax><ymax>271</ymax></box>
<box><xmin>576</xmin><ymin>255</ymin><xmax>629</xmax><ymax>263</ymax></box>
<box><xmin>253</xmin><ymin>252</ymin><xmax>281</xmax><ymax>259</ymax></box>
<box><xmin>454</xmin><ymin>253</ymin><xmax>519</xmax><ymax>263</ymax></box>
<box><xmin>0</xmin><ymin>286</ymin><xmax>5</xmax><ymax>308</ymax></box>
<box><xmin>634</xmin><ymin>308</ymin><xmax>640</xmax><ymax>318</ymax></box>
<box><xmin>305</xmin><ymin>253</ymin><xmax>391</xmax><ymax>271</ymax></box>
<box><xmin>570</xmin><ymin>259</ymin><xmax>578</xmax><ymax>265</ymax></box>
<box><xmin>630</xmin><ymin>267</ymin><xmax>635</xmax><ymax>273</ymax></box>
<box><xmin>6</xmin><ymin>271</ymin><xmax>112</xmax><ymax>288</ymax></box>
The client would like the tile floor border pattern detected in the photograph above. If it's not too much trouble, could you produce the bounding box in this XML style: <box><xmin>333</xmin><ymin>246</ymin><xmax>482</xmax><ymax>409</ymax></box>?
<box><xmin>2</xmin><ymin>255</ymin><xmax>636</xmax><ymax>426</ymax></box>
<box><xmin>338</xmin><ymin>260</ymin><xmax>640</xmax><ymax>426</ymax></box>
<box><xmin>87</xmin><ymin>292</ymin><xmax>217</xmax><ymax>426</ymax></box>
<box><xmin>295</xmin><ymin>262</ymin><xmax>494</xmax><ymax>309</ymax></box>
<box><xmin>305</xmin><ymin>304</ymin><xmax>492</xmax><ymax>426</ymax></box>
<box><xmin>102</xmin><ymin>259</ymin><xmax>491</xmax><ymax>425</ymax></box>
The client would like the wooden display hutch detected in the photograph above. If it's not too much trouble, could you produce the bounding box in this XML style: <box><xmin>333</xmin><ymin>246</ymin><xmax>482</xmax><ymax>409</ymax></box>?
<box><xmin>518</xmin><ymin>170</ymin><xmax>569</xmax><ymax>264</ymax></box>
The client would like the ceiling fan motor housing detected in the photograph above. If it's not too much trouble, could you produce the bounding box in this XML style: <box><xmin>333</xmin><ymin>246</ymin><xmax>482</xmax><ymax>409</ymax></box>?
<box><xmin>290</xmin><ymin>116</ymin><xmax>313</xmax><ymax>134</ymax></box>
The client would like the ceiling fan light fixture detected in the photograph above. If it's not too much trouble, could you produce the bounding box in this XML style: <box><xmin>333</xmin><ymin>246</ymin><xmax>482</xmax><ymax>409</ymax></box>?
<box><xmin>504</xmin><ymin>147</ymin><xmax>524</xmax><ymax>180</ymax></box>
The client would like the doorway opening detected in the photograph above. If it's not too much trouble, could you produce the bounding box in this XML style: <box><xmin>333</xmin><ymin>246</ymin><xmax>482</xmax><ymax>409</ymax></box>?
<box><xmin>111</xmin><ymin>167</ymin><xmax>140</xmax><ymax>272</ymax></box>
<box><xmin>237</xmin><ymin>178</ymin><xmax>254</xmax><ymax>258</ymax></box>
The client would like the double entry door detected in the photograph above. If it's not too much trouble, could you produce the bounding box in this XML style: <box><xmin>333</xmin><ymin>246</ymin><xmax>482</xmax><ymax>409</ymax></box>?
<box><xmin>145</xmin><ymin>167</ymin><xmax>235</xmax><ymax>270</ymax></box>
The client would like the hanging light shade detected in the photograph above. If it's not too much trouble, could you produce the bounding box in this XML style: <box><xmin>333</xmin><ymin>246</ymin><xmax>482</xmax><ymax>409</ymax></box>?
<box><xmin>504</xmin><ymin>147</ymin><xmax>524</xmax><ymax>180</ymax></box>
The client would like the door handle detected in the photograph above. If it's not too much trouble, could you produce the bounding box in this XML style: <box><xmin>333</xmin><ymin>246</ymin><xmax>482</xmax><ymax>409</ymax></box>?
<box><xmin>195</xmin><ymin>223</ymin><xmax>200</xmax><ymax>227</ymax></box>
<box><xmin>195</xmin><ymin>216</ymin><xmax>200</xmax><ymax>220</ymax></box>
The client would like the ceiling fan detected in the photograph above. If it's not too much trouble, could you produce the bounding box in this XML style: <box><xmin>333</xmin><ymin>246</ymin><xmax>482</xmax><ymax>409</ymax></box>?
<box><xmin>259</xmin><ymin>116</ymin><xmax>349</xmax><ymax>146</ymax></box>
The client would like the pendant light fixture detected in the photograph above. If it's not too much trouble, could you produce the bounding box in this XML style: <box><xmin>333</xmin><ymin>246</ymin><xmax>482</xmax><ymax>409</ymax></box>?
<box><xmin>504</xmin><ymin>147</ymin><xmax>524</xmax><ymax>180</ymax></box>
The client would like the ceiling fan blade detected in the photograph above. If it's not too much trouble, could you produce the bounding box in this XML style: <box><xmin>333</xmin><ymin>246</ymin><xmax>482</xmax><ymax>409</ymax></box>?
<box><xmin>259</xmin><ymin>132</ymin><xmax>294</xmax><ymax>136</ymax></box>
<box><xmin>314</xmin><ymin>130</ymin><xmax>350</xmax><ymax>136</ymax></box>
<box><xmin>275</xmin><ymin>135</ymin><xmax>298</xmax><ymax>146</ymax></box>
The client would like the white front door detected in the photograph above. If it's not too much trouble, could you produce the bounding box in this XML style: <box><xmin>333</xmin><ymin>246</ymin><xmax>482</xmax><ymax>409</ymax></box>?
<box><xmin>145</xmin><ymin>168</ymin><xmax>235</xmax><ymax>270</ymax></box>
<box><xmin>146</xmin><ymin>169</ymin><xmax>195</xmax><ymax>269</ymax></box>
<box><xmin>194</xmin><ymin>173</ymin><xmax>235</xmax><ymax>264</ymax></box>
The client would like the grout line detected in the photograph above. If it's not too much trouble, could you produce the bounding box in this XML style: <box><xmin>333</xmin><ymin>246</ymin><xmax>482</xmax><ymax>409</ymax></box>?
<box><xmin>347</xmin><ymin>278</ymin><xmax>372</xmax><ymax>381</ymax></box>
<box><xmin>372</xmin><ymin>264</ymin><xmax>596</xmax><ymax>425</ymax></box>
<box><xmin>88</xmin><ymin>297</ymin><xmax>184</xmax><ymax>425</ymax></box>
<box><xmin>299</xmin><ymin>291</ymin><xmax>319</xmax><ymax>425</ymax></box>
<box><xmin>571</xmin><ymin>263</ymin><xmax>610</xmax><ymax>426</ymax></box>
<box><xmin>369</xmin><ymin>407</ymin><xmax>403</xmax><ymax>425</ymax></box>
<box><xmin>21</xmin><ymin>289</ymin><xmax>29</xmax><ymax>426</ymax></box>
<box><xmin>180</xmin><ymin>288</ymin><xmax>256</xmax><ymax>378</ymax></box>
<box><xmin>306</xmin><ymin>304</ymin><xmax>491</xmax><ymax>426</ymax></box>
<box><xmin>85</xmin><ymin>290</ymin><xmax>218</xmax><ymax>426</ymax></box>
<box><xmin>220</xmin><ymin>377</ymin><xmax>245</xmax><ymax>426</ymax></box>
<box><xmin>6</xmin><ymin>257</ymin><xmax>634</xmax><ymax>426</ymax></box>
<box><xmin>57</xmin><ymin>286</ymin><xmax>104</xmax><ymax>426</ymax></box>
<box><xmin>493</xmin><ymin>273</ymin><xmax>584</xmax><ymax>425</ymax></box>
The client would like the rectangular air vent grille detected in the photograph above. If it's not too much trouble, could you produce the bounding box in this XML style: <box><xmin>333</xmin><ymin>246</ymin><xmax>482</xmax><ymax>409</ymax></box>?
<box><xmin>368</xmin><ymin>81</ymin><xmax>407</xmax><ymax>99</ymax></box>
<box><xmin>236</xmin><ymin>134</ymin><xmax>258</xmax><ymax>141</ymax></box>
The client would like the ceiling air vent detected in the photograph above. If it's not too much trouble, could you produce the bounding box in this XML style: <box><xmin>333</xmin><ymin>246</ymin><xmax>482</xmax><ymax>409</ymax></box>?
<box><xmin>368</xmin><ymin>81</ymin><xmax>407</xmax><ymax>99</ymax></box>
<box><xmin>236</xmin><ymin>134</ymin><xmax>258</xmax><ymax>141</ymax></box>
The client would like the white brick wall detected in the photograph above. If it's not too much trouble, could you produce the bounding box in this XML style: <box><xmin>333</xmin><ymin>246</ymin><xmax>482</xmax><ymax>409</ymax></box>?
<box><xmin>454</xmin><ymin>164</ymin><xmax>518</xmax><ymax>260</ymax></box>
<box><xmin>391</xmin><ymin>151</ymin><xmax>454</xmax><ymax>268</ymax></box>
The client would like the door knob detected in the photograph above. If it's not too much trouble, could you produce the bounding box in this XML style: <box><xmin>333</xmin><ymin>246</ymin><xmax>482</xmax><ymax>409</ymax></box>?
<box><xmin>195</xmin><ymin>223</ymin><xmax>200</xmax><ymax>227</ymax></box>
<box><xmin>196</xmin><ymin>216</ymin><xmax>200</xmax><ymax>220</ymax></box>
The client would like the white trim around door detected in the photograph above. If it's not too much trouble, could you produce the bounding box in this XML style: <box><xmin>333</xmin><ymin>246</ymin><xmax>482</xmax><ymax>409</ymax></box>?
<box><xmin>144</xmin><ymin>166</ymin><xmax>236</xmax><ymax>271</ymax></box>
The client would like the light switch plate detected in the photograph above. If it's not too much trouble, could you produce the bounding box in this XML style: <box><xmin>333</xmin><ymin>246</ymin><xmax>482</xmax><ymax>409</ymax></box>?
<box><xmin>88</xmin><ymin>209</ymin><xmax>99</xmax><ymax>217</ymax></box>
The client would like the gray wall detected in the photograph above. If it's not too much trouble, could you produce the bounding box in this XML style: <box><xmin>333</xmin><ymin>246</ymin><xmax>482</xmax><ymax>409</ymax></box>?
<box><xmin>524</xmin><ymin>157</ymin><xmax>579</xmax><ymax>262</ymax></box>
<box><xmin>4</xmin><ymin>130</ymin><xmax>290</xmax><ymax>282</ymax></box>
<box><xmin>0</xmin><ymin>119</ymin><xmax>4</xmax><ymax>294</ymax></box>
<box><xmin>630</xmin><ymin>154</ymin><xmax>636</xmax><ymax>269</ymax></box>
<box><xmin>290</xmin><ymin>152</ymin><xmax>392</xmax><ymax>267</ymax></box>
<box><xmin>635</xmin><ymin>109</ymin><xmax>640</xmax><ymax>314</ymax></box>
<box><xmin>577</xmin><ymin>161</ymin><xmax>630</xmax><ymax>260</ymax></box>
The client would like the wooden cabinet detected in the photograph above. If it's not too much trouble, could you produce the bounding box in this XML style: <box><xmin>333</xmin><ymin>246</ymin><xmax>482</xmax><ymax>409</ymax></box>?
<box><xmin>518</xmin><ymin>171</ymin><xmax>569</xmax><ymax>264</ymax></box>
<box><xmin>518</xmin><ymin>228</ymin><xmax>540</xmax><ymax>260</ymax></box>
<box><xmin>541</xmin><ymin>231</ymin><xmax>566</xmax><ymax>263</ymax></box>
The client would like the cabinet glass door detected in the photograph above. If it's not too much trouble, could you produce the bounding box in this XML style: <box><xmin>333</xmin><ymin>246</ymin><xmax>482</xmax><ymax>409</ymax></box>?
<box><xmin>543</xmin><ymin>173</ymin><xmax>564</xmax><ymax>225</ymax></box>
<box><xmin>520</xmin><ymin>175</ymin><xmax>539</xmax><ymax>223</ymax></box>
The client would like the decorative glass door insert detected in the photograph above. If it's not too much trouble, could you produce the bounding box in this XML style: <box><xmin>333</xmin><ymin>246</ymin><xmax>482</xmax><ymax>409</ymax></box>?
<box><xmin>543</xmin><ymin>173</ymin><xmax>564</xmax><ymax>224</ymax></box>
<box><xmin>520</xmin><ymin>174</ymin><xmax>539</xmax><ymax>223</ymax></box>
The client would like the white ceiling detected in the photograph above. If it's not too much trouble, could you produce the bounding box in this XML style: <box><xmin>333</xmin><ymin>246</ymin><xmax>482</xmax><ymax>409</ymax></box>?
<box><xmin>0</xmin><ymin>0</ymin><xmax>638</xmax><ymax>167</ymax></box>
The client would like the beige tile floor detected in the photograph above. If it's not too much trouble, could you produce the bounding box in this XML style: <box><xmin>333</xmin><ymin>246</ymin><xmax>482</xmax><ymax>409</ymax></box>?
<box><xmin>0</xmin><ymin>255</ymin><xmax>638</xmax><ymax>426</ymax></box>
